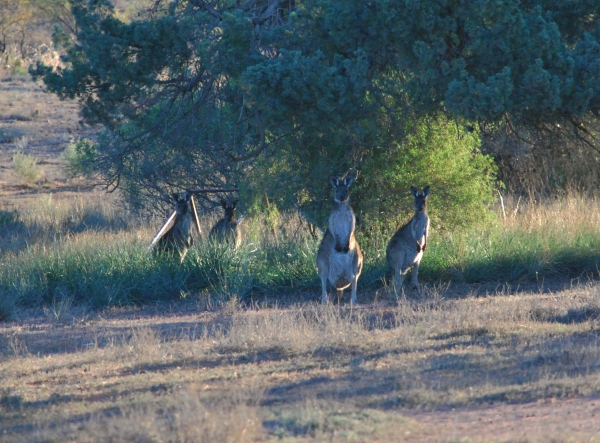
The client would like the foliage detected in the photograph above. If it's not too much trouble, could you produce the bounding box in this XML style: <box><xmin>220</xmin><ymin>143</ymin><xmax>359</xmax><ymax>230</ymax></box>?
<box><xmin>359</xmin><ymin>115</ymin><xmax>497</xmax><ymax>236</ymax></box>
<box><xmin>0</xmin><ymin>209</ymin><xmax>22</xmax><ymax>229</ymax></box>
<box><xmin>0</xmin><ymin>0</ymin><xmax>34</xmax><ymax>56</ymax></box>
<box><xmin>29</xmin><ymin>0</ymin><xmax>600</xmax><ymax>224</ymax></box>
<box><xmin>60</xmin><ymin>137</ymin><xmax>96</xmax><ymax>179</ymax></box>
<box><xmin>12</xmin><ymin>150</ymin><xmax>42</xmax><ymax>183</ymax></box>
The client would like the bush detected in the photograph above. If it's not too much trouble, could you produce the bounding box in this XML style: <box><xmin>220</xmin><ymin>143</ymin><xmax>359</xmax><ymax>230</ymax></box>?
<box><xmin>13</xmin><ymin>149</ymin><xmax>42</xmax><ymax>183</ymax></box>
<box><xmin>358</xmin><ymin>115</ymin><xmax>498</xmax><ymax>243</ymax></box>
<box><xmin>60</xmin><ymin>138</ymin><xmax>94</xmax><ymax>179</ymax></box>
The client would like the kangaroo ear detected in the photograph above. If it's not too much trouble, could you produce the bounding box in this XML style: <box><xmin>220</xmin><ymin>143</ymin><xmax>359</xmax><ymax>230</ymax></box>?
<box><xmin>220</xmin><ymin>199</ymin><xmax>227</xmax><ymax>208</ymax></box>
<box><xmin>329</xmin><ymin>176</ymin><xmax>337</xmax><ymax>188</ymax></box>
<box><xmin>410</xmin><ymin>187</ymin><xmax>418</xmax><ymax>198</ymax></box>
<box><xmin>422</xmin><ymin>186</ymin><xmax>430</xmax><ymax>197</ymax></box>
<box><xmin>344</xmin><ymin>176</ymin><xmax>355</xmax><ymax>187</ymax></box>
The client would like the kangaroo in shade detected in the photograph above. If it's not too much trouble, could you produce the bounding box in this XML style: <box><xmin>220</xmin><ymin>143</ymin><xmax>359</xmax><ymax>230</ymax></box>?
<box><xmin>154</xmin><ymin>192</ymin><xmax>195</xmax><ymax>261</ymax></box>
<box><xmin>316</xmin><ymin>173</ymin><xmax>363</xmax><ymax>304</ymax></box>
<box><xmin>209</xmin><ymin>197</ymin><xmax>242</xmax><ymax>249</ymax></box>
<box><xmin>386</xmin><ymin>186</ymin><xmax>430</xmax><ymax>295</ymax></box>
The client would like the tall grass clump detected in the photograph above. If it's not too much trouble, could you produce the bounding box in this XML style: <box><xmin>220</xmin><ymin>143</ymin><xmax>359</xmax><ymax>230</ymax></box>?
<box><xmin>0</xmin><ymin>210</ymin><xmax>323</xmax><ymax>311</ymax></box>
<box><xmin>13</xmin><ymin>150</ymin><xmax>43</xmax><ymax>184</ymax></box>
<box><xmin>3</xmin><ymin>194</ymin><xmax>600</xmax><ymax>315</ymax></box>
<box><xmin>1</xmin><ymin>235</ymin><xmax>177</xmax><ymax>308</ymax></box>
<box><xmin>420</xmin><ymin>195</ymin><xmax>600</xmax><ymax>283</ymax></box>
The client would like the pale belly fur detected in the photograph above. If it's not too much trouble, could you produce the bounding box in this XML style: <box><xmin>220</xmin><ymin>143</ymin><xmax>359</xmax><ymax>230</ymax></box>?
<box><xmin>328</xmin><ymin>250</ymin><xmax>356</xmax><ymax>289</ymax></box>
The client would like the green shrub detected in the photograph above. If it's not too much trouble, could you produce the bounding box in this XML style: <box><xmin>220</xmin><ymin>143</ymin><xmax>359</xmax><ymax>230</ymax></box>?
<box><xmin>358</xmin><ymin>115</ymin><xmax>498</xmax><ymax>243</ymax></box>
<box><xmin>13</xmin><ymin>150</ymin><xmax>42</xmax><ymax>183</ymax></box>
<box><xmin>60</xmin><ymin>138</ymin><xmax>96</xmax><ymax>179</ymax></box>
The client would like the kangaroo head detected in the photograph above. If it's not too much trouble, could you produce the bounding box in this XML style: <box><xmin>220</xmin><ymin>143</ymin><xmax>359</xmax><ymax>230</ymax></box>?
<box><xmin>220</xmin><ymin>198</ymin><xmax>238</xmax><ymax>221</ymax></box>
<box><xmin>410</xmin><ymin>186</ymin><xmax>430</xmax><ymax>213</ymax></box>
<box><xmin>172</xmin><ymin>192</ymin><xmax>192</xmax><ymax>216</ymax></box>
<box><xmin>329</xmin><ymin>175</ymin><xmax>355</xmax><ymax>204</ymax></box>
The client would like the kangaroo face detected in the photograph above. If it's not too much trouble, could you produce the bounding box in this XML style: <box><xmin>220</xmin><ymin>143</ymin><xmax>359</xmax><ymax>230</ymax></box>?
<box><xmin>173</xmin><ymin>193</ymin><xmax>191</xmax><ymax>216</ymax></box>
<box><xmin>330</xmin><ymin>176</ymin><xmax>355</xmax><ymax>204</ymax></box>
<box><xmin>410</xmin><ymin>186</ymin><xmax>430</xmax><ymax>213</ymax></box>
<box><xmin>220</xmin><ymin>198</ymin><xmax>238</xmax><ymax>222</ymax></box>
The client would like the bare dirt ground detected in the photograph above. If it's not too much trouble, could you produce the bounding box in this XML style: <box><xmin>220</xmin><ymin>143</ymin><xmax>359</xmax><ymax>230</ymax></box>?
<box><xmin>1</xmin><ymin>76</ymin><xmax>600</xmax><ymax>442</ymax></box>
<box><xmin>0</xmin><ymin>74</ymin><xmax>104</xmax><ymax>210</ymax></box>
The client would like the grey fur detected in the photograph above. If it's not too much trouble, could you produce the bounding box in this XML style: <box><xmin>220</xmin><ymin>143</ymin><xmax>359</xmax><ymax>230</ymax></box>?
<box><xmin>209</xmin><ymin>197</ymin><xmax>242</xmax><ymax>249</ymax></box>
<box><xmin>154</xmin><ymin>193</ymin><xmax>195</xmax><ymax>261</ymax></box>
<box><xmin>386</xmin><ymin>186</ymin><xmax>430</xmax><ymax>295</ymax></box>
<box><xmin>317</xmin><ymin>174</ymin><xmax>363</xmax><ymax>304</ymax></box>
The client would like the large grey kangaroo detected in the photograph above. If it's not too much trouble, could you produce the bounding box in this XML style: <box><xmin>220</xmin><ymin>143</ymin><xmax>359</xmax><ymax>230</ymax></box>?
<box><xmin>154</xmin><ymin>192</ymin><xmax>195</xmax><ymax>261</ymax></box>
<box><xmin>316</xmin><ymin>174</ymin><xmax>363</xmax><ymax>305</ymax></box>
<box><xmin>386</xmin><ymin>186</ymin><xmax>430</xmax><ymax>295</ymax></box>
<box><xmin>209</xmin><ymin>198</ymin><xmax>242</xmax><ymax>249</ymax></box>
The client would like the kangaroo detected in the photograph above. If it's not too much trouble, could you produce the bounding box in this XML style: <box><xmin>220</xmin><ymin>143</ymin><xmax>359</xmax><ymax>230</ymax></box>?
<box><xmin>209</xmin><ymin>197</ymin><xmax>242</xmax><ymax>249</ymax></box>
<box><xmin>386</xmin><ymin>186</ymin><xmax>430</xmax><ymax>295</ymax></box>
<box><xmin>154</xmin><ymin>192</ymin><xmax>195</xmax><ymax>261</ymax></box>
<box><xmin>316</xmin><ymin>174</ymin><xmax>363</xmax><ymax>304</ymax></box>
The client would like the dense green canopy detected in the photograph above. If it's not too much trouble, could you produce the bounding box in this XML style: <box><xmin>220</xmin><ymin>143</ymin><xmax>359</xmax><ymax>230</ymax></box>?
<box><xmin>31</xmin><ymin>0</ymin><xmax>600</xmax><ymax>227</ymax></box>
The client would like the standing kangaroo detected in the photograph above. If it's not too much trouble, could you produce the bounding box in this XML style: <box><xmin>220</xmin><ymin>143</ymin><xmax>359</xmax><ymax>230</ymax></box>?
<box><xmin>316</xmin><ymin>174</ymin><xmax>363</xmax><ymax>305</ymax></box>
<box><xmin>386</xmin><ymin>186</ymin><xmax>430</xmax><ymax>295</ymax></box>
<box><xmin>154</xmin><ymin>192</ymin><xmax>195</xmax><ymax>261</ymax></box>
<box><xmin>209</xmin><ymin>198</ymin><xmax>242</xmax><ymax>249</ymax></box>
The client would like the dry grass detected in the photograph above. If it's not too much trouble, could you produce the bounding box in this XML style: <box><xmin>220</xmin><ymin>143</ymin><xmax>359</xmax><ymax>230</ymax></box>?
<box><xmin>1</xmin><ymin>282</ymin><xmax>600</xmax><ymax>442</ymax></box>
<box><xmin>0</xmin><ymin>73</ymin><xmax>94</xmax><ymax>210</ymax></box>
<box><xmin>2</xmin><ymin>75</ymin><xmax>600</xmax><ymax>442</ymax></box>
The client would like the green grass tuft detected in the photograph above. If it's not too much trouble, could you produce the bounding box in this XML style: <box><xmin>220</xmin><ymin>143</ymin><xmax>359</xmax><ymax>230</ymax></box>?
<box><xmin>2</xmin><ymin>195</ymin><xmax>600</xmax><ymax>313</ymax></box>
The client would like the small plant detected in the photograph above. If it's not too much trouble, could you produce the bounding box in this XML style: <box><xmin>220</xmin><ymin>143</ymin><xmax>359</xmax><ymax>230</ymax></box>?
<box><xmin>60</xmin><ymin>139</ymin><xmax>91</xmax><ymax>179</ymax></box>
<box><xmin>47</xmin><ymin>289</ymin><xmax>75</xmax><ymax>322</ymax></box>
<box><xmin>13</xmin><ymin>145</ymin><xmax>42</xmax><ymax>184</ymax></box>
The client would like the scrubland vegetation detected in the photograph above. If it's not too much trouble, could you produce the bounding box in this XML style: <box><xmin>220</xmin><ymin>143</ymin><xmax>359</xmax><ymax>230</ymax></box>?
<box><xmin>2</xmin><ymin>194</ymin><xmax>600</xmax><ymax>318</ymax></box>
<box><xmin>2</xmin><ymin>0</ymin><xmax>600</xmax><ymax>440</ymax></box>
<box><xmin>0</xmin><ymin>195</ymin><xmax>599</xmax><ymax>441</ymax></box>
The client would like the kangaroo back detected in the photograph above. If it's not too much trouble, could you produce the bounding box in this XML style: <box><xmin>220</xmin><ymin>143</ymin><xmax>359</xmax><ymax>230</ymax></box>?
<box><xmin>155</xmin><ymin>193</ymin><xmax>194</xmax><ymax>259</ymax></box>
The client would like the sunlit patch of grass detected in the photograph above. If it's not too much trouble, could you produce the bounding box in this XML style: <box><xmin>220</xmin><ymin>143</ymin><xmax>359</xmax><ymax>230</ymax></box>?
<box><xmin>2</xmin><ymin>194</ymin><xmax>600</xmax><ymax>317</ymax></box>
<box><xmin>421</xmin><ymin>195</ymin><xmax>600</xmax><ymax>284</ymax></box>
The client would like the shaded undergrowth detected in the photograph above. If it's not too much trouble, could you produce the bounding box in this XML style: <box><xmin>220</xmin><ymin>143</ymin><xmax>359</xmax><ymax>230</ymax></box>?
<box><xmin>1</xmin><ymin>195</ymin><xmax>600</xmax><ymax>316</ymax></box>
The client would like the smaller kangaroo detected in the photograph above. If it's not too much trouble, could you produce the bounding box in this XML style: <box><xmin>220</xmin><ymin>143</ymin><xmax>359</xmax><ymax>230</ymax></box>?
<box><xmin>154</xmin><ymin>192</ymin><xmax>195</xmax><ymax>261</ymax></box>
<box><xmin>209</xmin><ymin>197</ymin><xmax>242</xmax><ymax>249</ymax></box>
<box><xmin>316</xmin><ymin>173</ymin><xmax>363</xmax><ymax>304</ymax></box>
<box><xmin>386</xmin><ymin>186</ymin><xmax>430</xmax><ymax>295</ymax></box>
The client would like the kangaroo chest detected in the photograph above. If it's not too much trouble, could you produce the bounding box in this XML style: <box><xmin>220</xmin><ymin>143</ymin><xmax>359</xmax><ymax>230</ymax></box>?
<box><xmin>411</xmin><ymin>213</ymin><xmax>428</xmax><ymax>243</ymax></box>
<box><xmin>328</xmin><ymin>205</ymin><xmax>355</xmax><ymax>237</ymax></box>
<box><xmin>328</xmin><ymin>204</ymin><xmax>355</xmax><ymax>252</ymax></box>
